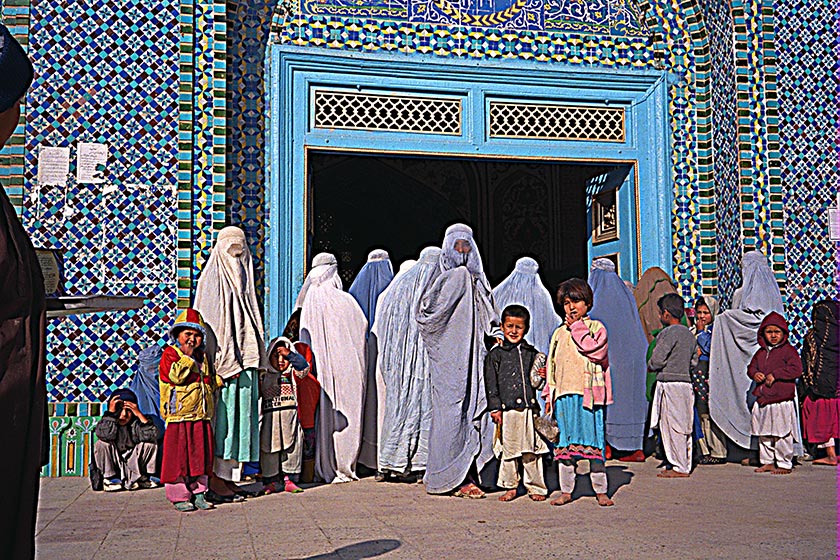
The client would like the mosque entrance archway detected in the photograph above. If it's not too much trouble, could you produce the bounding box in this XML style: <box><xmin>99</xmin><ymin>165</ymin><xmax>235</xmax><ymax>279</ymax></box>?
<box><xmin>309</xmin><ymin>150</ymin><xmax>628</xmax><ymax>290</ymax></box>
<box><xmin>266</xmin><ymin>49</ymin><xmax>672</xmax><ymax>334</ymax></box>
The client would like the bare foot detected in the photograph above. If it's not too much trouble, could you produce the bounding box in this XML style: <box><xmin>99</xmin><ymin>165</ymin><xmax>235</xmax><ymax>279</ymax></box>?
<box><xmin>813</xmin><ymin>457</ymin><xmax>838</xmax><ymax>466</ymax></box>
<box><xmin>657</xmin><ymin>470</ymin><xmax>690</xmax><ymax>478</ymax></box>
<box><xmin>754</xmin><ymin>464</ymin><xmax>775</xmax><ymax>473</ymax></box>
<box><xmin>529</xmin><ymin>494</ymin><xmax>546</xmax><ymax>502</ymax></box>
<box><xmin>498</xmin><ymin>489</ymin><xmax>517</xmax><ymax>502</ymax></box>
<box><xmin>550</xmin><ymin>492</ymin><xmax>573</xmax><ymax>506</ymax></box>
<box><xmin>772</xmin><ymin>467</ymin><xmax>792</xmax><ymax>475</ymax></box>
<box><xmin>596</xmin><ymin>493</ymin><xmax>614</xmax><ymax>507</ymax></box>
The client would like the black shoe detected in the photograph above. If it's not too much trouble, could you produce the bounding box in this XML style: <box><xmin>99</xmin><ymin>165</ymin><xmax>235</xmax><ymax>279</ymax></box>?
<box><xmin>374</xmin><ymin>471</ymin><xmax>387</xmax><ymax>482</ymax></box>
<box><xmin>205</xmin><ymin>489</ymin><xmax>244</xmax><ymax>504</ymax></box>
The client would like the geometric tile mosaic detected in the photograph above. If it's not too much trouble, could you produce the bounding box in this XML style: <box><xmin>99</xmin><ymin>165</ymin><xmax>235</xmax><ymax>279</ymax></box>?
<box><xmin>11</xmin><ymin>0</ymin><xmax>182</xmax><ymax>403</ymax></box>
<box><xmin>700</xmin><ymin>0</ymin><xmax>741</xmax><ymax>308</ymax></box>
<box><xmin>773</xmin><ymin>0</ymin><xmax>840</xmax><ymax>346</ymax></box>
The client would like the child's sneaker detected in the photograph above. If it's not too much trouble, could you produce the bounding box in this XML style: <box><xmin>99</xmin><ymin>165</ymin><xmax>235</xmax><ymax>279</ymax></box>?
<box><xmin>193</xmin><ymin>492</ymin><xmax>215</xmax><ymax>510</ymax></box>
<box><xmin>103</xmin><ymin>478</ymin><xmax>124</xmax><ymax>492</ymax></box>
<box><xmin>284</xmin><ymin>476</ymin><xmax>303</xmax><ymax>494</ymax></box>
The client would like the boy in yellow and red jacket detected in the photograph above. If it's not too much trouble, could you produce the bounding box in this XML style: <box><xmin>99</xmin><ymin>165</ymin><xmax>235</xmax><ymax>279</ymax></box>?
<box><xmin>159</xmin><ymin>308</ymin><xmax>222</xmax><ymax>512</ymax></box>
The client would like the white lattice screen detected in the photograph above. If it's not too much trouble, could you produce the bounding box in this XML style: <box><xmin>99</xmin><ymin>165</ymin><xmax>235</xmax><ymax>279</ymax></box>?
<box><xmin>488</xmin><ymin>102</ymin><xmax>625</xmax><ymax>142</ymax></box>
<box><xmin>312</xmin><ymin>90</ymin><xmax>462</xmax><ymax>135</ymax></box>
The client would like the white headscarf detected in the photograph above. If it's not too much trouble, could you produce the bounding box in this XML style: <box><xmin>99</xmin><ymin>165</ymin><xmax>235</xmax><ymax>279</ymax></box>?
<box><xmin>732</xmin><ymin>250</ymin><xmax>784</xmax><ymax>314</ymax></box>
<box><xmin>194</xmin><ymin>226</ymin><xmax>266</xmax><ymax>379</ymax></box>
<box><xmin>396</xmin><ymin>259</ymin><xmax>417</xmax><ymax>279</ymax></box>
<box><xmin>295</xmin><ymin>252</ymin><xmax>341</xmax><ymax>310</ymax></box>
<box><xmin>438</xmin><ymin>223</ymin><xmax>492</xmax><ymax>292</ymax></box>
<box><xmin>493</xmin><ymin>257</ymin><xmax>560</xmax><ymax>353</ymax></box>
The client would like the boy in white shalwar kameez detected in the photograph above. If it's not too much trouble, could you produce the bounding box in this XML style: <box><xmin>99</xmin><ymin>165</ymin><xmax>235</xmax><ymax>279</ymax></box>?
<box><xmin>484</xmin><ymin>305</ymin><xmax>549</xmax><ymax>502</ymax></box>
<box><xmin>649</xmin><ymin>293</ymin><xmax>699</xmax><ymax>478</ymax></box>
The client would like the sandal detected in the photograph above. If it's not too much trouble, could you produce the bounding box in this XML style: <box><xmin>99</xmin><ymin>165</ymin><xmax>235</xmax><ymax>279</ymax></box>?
<box><xmin>174</xmin><ymin>501</ymin><xmax>196</xmax><ymax>512</ymax></box>
<box><xmin>193</xmin><ymin>492</ymin><xmax>215</xmax><ymax>510</ymax></box>
<box><xmin>454</xmin><ymin>483</ymin><xmax>485</xmax><ymax>499</ymax></box>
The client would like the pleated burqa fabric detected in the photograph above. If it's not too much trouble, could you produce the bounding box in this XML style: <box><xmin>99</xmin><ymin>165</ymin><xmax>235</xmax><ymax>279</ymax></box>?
<box><xmin>350</xmin><ymin>249</ymin><xmax>394</xmax><ymax>470</ymax></box>
<box><xmin>492</xmin><ymin>257</ymin><xmax>560</xmax><ymax>354</ymax></box>
<box><xmin>588</xmin><ymin>258</ymin><xmax>648</xmax><ymax>451</ymax></box>
<box><xmin>298</xmin><ymin>253</ymin><xmax>368</xmax><ymax>483</ymax></box>
<box><xmin>372</xmin><ymin>247</ymin><xmax>440</xmax><ymax>475</ymax></box>
<box><xmin>709</xmin><ymin>250</ymin><xmax>786</xmax><ymax>449</ymax></box>
<box><xmin>417</xmin><ymin>225</ymin><xmax>500</xmax><ymax>494</ymax></box>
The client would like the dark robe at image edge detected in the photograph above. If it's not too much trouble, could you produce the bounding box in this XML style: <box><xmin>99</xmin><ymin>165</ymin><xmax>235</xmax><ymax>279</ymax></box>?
<box><xmin>0</xmin><ymin>186</ymin><xmax>47</xmax><ymax>560</ymax></box>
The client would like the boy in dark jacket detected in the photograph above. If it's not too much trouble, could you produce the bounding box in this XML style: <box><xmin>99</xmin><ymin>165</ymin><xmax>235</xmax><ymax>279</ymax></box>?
<box><xmin>94</xmin><ymin>388</ymin><xmax>161</xmax><ymax>491</ymax></box>
<box><xmin>748</xmin><ymin>312</ymin><xmax>802</xmax><ymax>474</ymax></box>
<box><xmin>484</xmin><ymin>305</ymin><xmax>549</xmax><ymax>502</ymax></box>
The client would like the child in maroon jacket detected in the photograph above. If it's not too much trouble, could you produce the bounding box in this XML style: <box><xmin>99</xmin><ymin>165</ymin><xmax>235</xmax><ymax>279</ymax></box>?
<box><xmin>747</xmin><ymin>312</ymin><xmax>802</xmax><ymax>474</ymax></box>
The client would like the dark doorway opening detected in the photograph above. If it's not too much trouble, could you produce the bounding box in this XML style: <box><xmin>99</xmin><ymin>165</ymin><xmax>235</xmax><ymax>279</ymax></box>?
<box><xmin>309</xmin><ymin>151</ymin><xmax>620</xmax><ymax>290</ymax></box>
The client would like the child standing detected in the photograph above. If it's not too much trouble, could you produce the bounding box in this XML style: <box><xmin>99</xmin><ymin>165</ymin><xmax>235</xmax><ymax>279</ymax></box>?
<box><xmin>648</xmin><ymin>294</ymin><xmax>698</xmax><ymax>478</ymax></box>
<box><xmin>484</xmin><ymin>305</ymin><xmax>549</xmax><ymax>502</ymax></box>
<box><xmin>748</xmin><ymin>312</ymin><xmax>802</xmax><ymax>474</ymax></box>
<box><xmin>159</xmin><ymin>309</ymin><xmax>220</xmax><ymax>512</ymax></box>
<box><xmin>282</xmin><ymin>310</ymin><xmax>321</xmax><ymax>483</ymax></box>
<box><xmin>693</xmin><ymin>296</ymin><xmax>728</xmax><ymax>465</ymax></box>
<box><xmin>260</xmin><ymin>337</ymin><xmax>310</xmax><ymax>494</ymax></box>
<box><xmin>545</xmin><ymin>279</ymin><xmax>614</xmax><ymax>507</ymax></box>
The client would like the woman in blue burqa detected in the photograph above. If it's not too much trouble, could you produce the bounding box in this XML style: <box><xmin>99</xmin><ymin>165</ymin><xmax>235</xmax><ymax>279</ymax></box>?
<box><xmin>417</xmin><ymin>224</ymin><xmax>500</xmax><ymax>498</ymax></box>
<box><xmin>371</xmin><ymin>247</ymin><xmax>440</xmax><ymax>480</ymax></box>
<box><xmin>588</xmin><ymin>258</ymin><xmax>648</xmax><ymax>461</ymax></box>
<box><xmin>350</xmin><ymin>249</ymin><xmax>395</xmax><ymax>471</ymax></box>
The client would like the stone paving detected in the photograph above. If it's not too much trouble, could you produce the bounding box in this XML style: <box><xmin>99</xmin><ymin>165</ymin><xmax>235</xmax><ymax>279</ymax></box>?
<box><xmin>36</xmin><ymin>458</ymin><xmax>837</xmax><ymax>560</ymax></box>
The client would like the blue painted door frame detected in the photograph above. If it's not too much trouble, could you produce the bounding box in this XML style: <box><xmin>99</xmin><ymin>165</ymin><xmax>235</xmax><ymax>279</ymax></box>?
<box><xmin>266</xmin><ymin>46</ymin><xmax>672</xmax><ymax>334</ymax></box>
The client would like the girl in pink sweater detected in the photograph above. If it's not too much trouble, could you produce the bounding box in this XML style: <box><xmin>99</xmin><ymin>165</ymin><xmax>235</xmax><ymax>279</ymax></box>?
<box><xmin>545</xmin><ymin>278</ymin><xmax>614</xmax><ymax>507</ymax></box>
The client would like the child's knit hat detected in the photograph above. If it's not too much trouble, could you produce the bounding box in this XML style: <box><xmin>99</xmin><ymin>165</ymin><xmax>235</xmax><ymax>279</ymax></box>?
<box><xmin>0</xmin><ymin>24</ymin><xmax>33</xmax><ymax>113</ymax></box>
<box><xmin>169</xmin><ymin>308</ymin><xmax>208</xmax><ymax>347</ymax></box>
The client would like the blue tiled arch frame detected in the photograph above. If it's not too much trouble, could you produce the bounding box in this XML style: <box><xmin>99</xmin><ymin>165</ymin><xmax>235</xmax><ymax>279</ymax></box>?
<box><xmin>264</xmin><ymin>47</ymin><xmax>673</xmax><ymax>334</ymax></box>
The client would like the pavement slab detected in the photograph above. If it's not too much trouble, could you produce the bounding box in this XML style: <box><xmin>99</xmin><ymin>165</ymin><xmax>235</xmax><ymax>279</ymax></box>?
<box><xmin>35</xmin><ymin>458</ymin><xmax>838</xmax><ymax>559</ymax></box>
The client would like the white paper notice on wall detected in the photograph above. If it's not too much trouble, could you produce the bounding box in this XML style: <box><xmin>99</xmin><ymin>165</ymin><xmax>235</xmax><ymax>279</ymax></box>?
<box><xmin>829</xmin><ymin>208</ymin><xmax>840</xmax><ymax>241</ymax></box>
<box><xmin>76</xmin><ymin>142</ymin><xmax>109</xmax><ymax>184</ymax></box>
<box><xmin>37</xmin><ymin>146</ymin><xmax>70</xmax><ymax>187</ymax></box>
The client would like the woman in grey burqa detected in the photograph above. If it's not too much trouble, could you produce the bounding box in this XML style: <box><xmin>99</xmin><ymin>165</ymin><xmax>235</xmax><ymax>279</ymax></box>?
<box><xmin>417</xmin><ymin>224</ymin><xmax>500</xmax><ymax>498</ymax></box>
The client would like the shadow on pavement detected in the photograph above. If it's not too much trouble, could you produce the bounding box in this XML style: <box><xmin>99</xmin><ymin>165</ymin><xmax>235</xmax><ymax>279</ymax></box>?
<box><xmin>296</xmin><ymin>539</ymin><xmax>401</xmax><ymax>560</ymax></box>
<box><xmin>568</xmin><ymin>464</ymin><xmax>634</xmax><ymax>500</ymax></box>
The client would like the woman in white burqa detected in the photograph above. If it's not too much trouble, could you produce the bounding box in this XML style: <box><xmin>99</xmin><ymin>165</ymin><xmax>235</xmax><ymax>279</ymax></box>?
<box><xmin>417</xmin><ymin>224</ymin><xmax>500</xmax><ymax>498</ymax></box>
<box><xmin>493</xmin><ymin>257</ymin><xmax>560</xmax><ymax>411</ymax></box>
<box><xmin>709</xmin><ymin>250</ymin><xmax>801</xmax><ymax>454</ymax></box>
<box><xmin>194</xmin><ymin>226</ymin><xmax>265</xmax><ymax>498</ymax></box>
<box><xmin>371</xmin><ymin>247</ymin><xmax>440</xmax><ymax>480</ymax></box>
<box><xmin>296</xmin><ymin>253</ymin><xmax>368</xmax><ymax>483</ymax></box>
